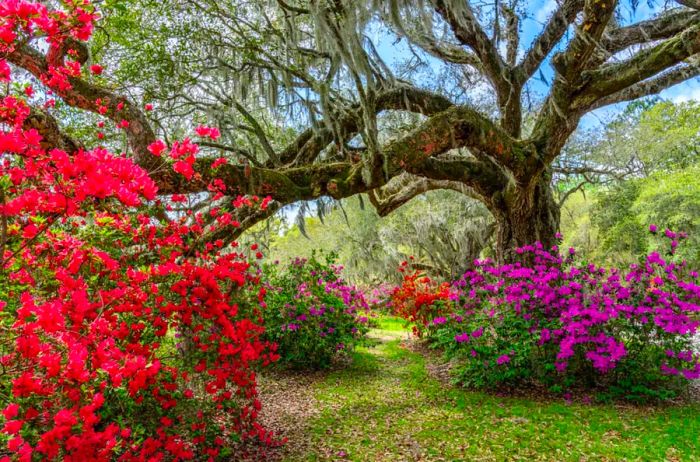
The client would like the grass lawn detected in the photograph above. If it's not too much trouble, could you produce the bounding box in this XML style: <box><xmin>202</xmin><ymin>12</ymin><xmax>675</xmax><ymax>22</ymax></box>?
<box><xmin>279</xmin><ymin>317</ymin><xmax>700</xmax><ymax>461</ymax></box>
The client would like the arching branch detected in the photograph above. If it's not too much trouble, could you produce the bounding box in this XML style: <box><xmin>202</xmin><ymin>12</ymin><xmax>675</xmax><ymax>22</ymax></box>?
<box><xmin>431</xmin><ymin>0</ymin><xmax>506</xmax><ymax>89</ymax></box>
<box><xmin>4</xmin><ymin>44</ymin><xmax>160</xmax><ymax>172</ymax></box>
<box><xmin>283</xmin><ymin>85</ymin><xmax>455</xmax><ymax>166</ymax></box>
<box><xmin>575</xmin><ymin>24</ymin><xmax>700</xmax><ymax>108</ymax></box>
<box><xmin>589</xmin><ymin>57</ymin><xmax>700</xmax><ymax>109</ymax></box>
<box><xmin>368</xmin><ymin>174</ymin><xmax>483</xmax><ymax>217</ymax></box>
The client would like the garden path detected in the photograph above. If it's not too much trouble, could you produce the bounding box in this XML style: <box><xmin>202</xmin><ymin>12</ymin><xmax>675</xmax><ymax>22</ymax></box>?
<box><xmin>257</xmin><ymin>318</ymin><xmax>700</xmax><ymax>462</ymax></box>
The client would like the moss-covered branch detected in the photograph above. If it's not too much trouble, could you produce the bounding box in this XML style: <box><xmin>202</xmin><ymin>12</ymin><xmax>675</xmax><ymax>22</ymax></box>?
<box><xmin>575</xmin><ymin>24</ymin><xmax>700</xmax><ymax>109</ymax></box>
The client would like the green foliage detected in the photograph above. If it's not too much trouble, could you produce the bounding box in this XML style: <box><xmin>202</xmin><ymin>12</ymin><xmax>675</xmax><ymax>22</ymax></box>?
<box><xmin>264</xmin><ymin>190</ymin><xmax>492</xmax><ymax>286</ymax></box>
<box><xmin>261</xmin><ymin>254</ymin><xmax>369</xmax><ymax>369</ymax></box>
<box><xmin>608</xmin><ymin>100</ymin><xmax>700</xmax><ymax>172</ymax></box>
<box><xmin>558</xmin><ymin>100</ymin><xmax>700</xmax><ymax>268</ymax></box>
<box><xmin>592</xmin><ymin>166</ymin><xmax>700</xmax><ymax>268</ymax></box>
<box><xmin>295</xmin><ymin>319</ymin><xmax>700</xmax><ymax>461</ymax></box>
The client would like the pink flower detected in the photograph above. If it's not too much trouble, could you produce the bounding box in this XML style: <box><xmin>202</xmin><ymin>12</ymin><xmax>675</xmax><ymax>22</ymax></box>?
<box><xmin>496</xmin><ymin>354</ymin><xmax>511</xmax><ymax>365</ymax></box>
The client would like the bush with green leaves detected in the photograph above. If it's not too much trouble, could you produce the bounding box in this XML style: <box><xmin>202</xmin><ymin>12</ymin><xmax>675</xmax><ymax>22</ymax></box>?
<box><xmin>261</xmin><ymin>255</ymin><xmax>369</xmax><ymax>369</ymax></box>
<box><xmin>425</xmin><ymin>233</ymin><xmax>700</xmax><ymax>402</ymax></box>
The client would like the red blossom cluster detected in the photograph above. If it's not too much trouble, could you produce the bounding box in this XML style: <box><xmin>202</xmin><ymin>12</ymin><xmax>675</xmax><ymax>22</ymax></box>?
<box><xmin>390</xmin><ymin>260</ymin><xmax>452</xmax><ymax>337</ymax></box>
<box><xmin>0</xmin><ymin>2</ymin><xmax>278</xmax><ymax>460</ymax></box>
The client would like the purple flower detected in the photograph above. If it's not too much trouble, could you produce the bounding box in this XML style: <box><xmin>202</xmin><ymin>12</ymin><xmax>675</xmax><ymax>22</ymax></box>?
<box><xmin>649</xmin><ymin>224</ymin><xmax>657</xmax><ymax>233</ymax></box>
<box><xmin>496</xmin><ymin>354</ymin><xmax>511</xmax><ymax>365</ymax></box>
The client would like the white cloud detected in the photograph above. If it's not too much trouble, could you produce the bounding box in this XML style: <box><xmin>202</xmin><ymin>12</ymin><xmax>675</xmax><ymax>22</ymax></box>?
<box><xmin>670</xmin><ymin>84</ymin><xmax>700</xmax><ymax>104</ymax></box>
<box><xmin>535</xmin><ymin>0</ymin><xmax>559</xmax><ymax>24</ymax></box>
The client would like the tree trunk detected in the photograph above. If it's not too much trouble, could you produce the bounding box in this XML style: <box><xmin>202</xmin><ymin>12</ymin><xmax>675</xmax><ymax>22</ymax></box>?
<box><xmin>493</xmin><ymin>176</ymin><xmax>560</xmax><ymax>264</ymax></box>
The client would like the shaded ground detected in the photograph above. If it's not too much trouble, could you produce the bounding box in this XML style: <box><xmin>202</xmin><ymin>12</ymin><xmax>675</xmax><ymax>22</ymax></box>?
<box><xmin>258</xmin><ymin>318</ymin><xmax>700</xmax><ymax>461</ymax></box>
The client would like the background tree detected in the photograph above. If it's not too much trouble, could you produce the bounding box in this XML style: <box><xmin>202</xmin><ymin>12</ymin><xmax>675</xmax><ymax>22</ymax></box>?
<box><xmin>262</xmin><ymin>189</ymin><xmax>493</xmax><ymax>284</ymax></box>
<box><xmin>5</xmin><ymin>0</ymin><xmax>700</xmax><ymax>261</ymax></box>
<box><xmin>556</xmin><ymin>100</ymin><xmax>700</xmax><ymax>266</ymax></box>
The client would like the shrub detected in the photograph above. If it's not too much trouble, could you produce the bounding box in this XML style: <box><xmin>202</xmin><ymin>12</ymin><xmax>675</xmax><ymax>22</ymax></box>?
<box><xmin>390</xmin><ymin>261</ymin><xmax>452</xmax><ymax>337</ymax></box>
<box><xmin>424</xmin><ymin>232</ymin><xmax>699</xmax><ymax>401</ymax></box>
<box><xmin>261</xmin><ymin>255</ymin><xmax>369</xmax><ymax>369</ymax></box>
<box><xmin>0</xmin><ymin>4</ymin><xmax>278</xmax><ymax>459</ymax></box>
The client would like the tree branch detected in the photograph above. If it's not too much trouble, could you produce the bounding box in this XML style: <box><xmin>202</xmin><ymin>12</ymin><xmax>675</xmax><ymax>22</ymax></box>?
<box><xmin>368</xmin><ymin>174</ymin><xmax>482</xmax><ymax>217</ymax></box>
<box><xmin>431</xmin><ymin>0</ymin><xmax>506</xmax><ymax>89</ymax></box>
<box><xmin>4</xmin><ymin>44</ymin><xmax>160</xmax><ymax>172</ymax></box>
<box><xmin>410</xmin><ymin>33</ymin><xmax>484</xmax><ymax>68</ymax></box>
<box><xmin>591</xmin><ymin>9</ymin><xmax>700</xmax><ymax>67</ymax></box>
<box><xmin>283</xmin><ymin>85</ymin><xmax>455</xmax><ymax>166</ymax></box>
<box><xmin>23</xmin><ymin>107</ymin><xmax>83</xmax><ymax>153</ymax></box>
<box><xmin>518</xmin><ymin>0</ymin><xmax>585</xmax><ymax>81</ymax></box>
<box><xmin>575</xmin><ymin>24</ymin><xmax>700</xmax><ymax>108</ymax></box>
<box><xmin>551</xmin><ymin>0</ymin><xmax>618</xmax><ymax>81</ymax></box>
<box><xmin>589</xmin><ymin>57</ymin><xmax>700</xmax><ymax>110</ymax></box>
<box><xmin>502</xmin><ymin>5</ymin><xmax>520</xmax><ymax>67</ymax></box>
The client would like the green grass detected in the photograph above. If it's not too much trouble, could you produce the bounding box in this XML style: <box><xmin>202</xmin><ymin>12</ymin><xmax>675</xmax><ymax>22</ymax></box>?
<box><xmin>290</xmin><ymin>317</ymin><xmax>700</xmax><ymax>461</ymax></box>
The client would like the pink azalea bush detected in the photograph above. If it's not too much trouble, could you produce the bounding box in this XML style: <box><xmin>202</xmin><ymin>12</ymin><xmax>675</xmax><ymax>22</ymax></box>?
<box><xmin>425</xmin><ymin>231</ymin><xmax>700</xmax><ymax>401</ymax></box>
<box><xmin>261</xmin><ymin>255</ymin><xmax>370</xmax><ymax>369</ymax></box>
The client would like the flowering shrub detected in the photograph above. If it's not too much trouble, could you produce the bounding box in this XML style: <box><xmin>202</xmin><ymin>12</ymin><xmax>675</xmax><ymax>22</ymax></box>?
<box><xmin>262</xmin><ymin>255</ymin><xmax>369</xmax><ymax>369</ymax></box>
<box><xmin>391</xmin><ymin>260</ymin><xmax>452</xmax><ymax>337</ymax></box>
<box><xmin>429</xmin><ymin>231</ymin><xmax>700</xmax><ymax>401</ymax></box>
<box><xmin>367</xmin><ymin>283</ymin><xmax>395</xmax><ymax>312</ymax></box>
<box><xmin>0</xmin><ymin>2</ymin><xmax>278</xmax><ymax>460</ymax></box>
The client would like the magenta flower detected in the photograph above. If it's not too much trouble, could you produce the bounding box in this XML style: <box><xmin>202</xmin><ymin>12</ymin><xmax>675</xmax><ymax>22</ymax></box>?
<box><xmin>496</xmin><ymin>354</ymin><xmax>511</xmax><ymax>365</ymax></box>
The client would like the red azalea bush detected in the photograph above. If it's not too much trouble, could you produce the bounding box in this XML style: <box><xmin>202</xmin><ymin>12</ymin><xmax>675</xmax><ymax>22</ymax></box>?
<box><xmin>426</xmin><ymin>232</ymin><xmax>700</xmax><ymax>401</ymax></box>
<box><xmin>0</xmin><ymin>2</ymin><xmax>278</xmax><ymax>460</ymax></box>
<box><xmin>390</xmin><ymin>260</ymin><xmax>452</xmax><ymax>337</ymax></box>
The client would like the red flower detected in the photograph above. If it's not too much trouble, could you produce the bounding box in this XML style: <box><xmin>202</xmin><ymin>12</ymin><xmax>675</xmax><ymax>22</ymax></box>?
<box><xmin>195</xmin><ymin>125</ymin><xmax>221</xmax><ymax>140</ymax></box>
<box><xmin>0</xmin><ymin>59</ymin><xmax>10</xmax><ymax>81</ymax></box>
<box><xmin>173</xmin><ymin>160</ymin><xmax>195</xmax><ymax>180</ymax></box>
<box><xmin>147</xmin><ymin>140</ymin><xmax>167</xmax><ymax>156</ymax></box>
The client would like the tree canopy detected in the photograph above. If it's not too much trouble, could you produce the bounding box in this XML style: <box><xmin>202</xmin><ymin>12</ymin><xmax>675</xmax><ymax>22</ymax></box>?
<box><xmin>5</xmin><ymin>0</ymin><xmax>700</xmax><ymax>260</ymax></box>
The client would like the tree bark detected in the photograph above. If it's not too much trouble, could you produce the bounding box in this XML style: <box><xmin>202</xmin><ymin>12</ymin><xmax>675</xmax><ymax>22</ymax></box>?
<box><xmin>493</xmin><ymin>174</ymin><xmax>560</xmax><ymax>263</ymax></box>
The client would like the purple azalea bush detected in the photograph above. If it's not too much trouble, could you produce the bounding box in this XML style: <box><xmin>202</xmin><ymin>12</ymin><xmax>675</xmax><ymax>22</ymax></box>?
<box><xmin>428</xmin><ymin>229</ymin><xmax>700</xmax><ymax>401</ymax></box>
<box><xmin>261</xmin><ymin>254</ymin><xmax>369</xmax><ymax>369</ymax></box>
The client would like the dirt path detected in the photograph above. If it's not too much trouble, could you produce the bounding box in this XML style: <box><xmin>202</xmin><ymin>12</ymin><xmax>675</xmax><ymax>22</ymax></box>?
<box><xmin>256</xmin><ymin>327</ymin><xmax>408</xmax><ymax>461</ymax></box>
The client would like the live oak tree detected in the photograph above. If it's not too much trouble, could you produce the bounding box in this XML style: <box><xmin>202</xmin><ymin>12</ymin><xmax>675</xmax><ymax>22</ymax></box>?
<box><xmin>5</xmin><ymin>0</ymin><xmax>700</xmax><ymax>261</ymax></box>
